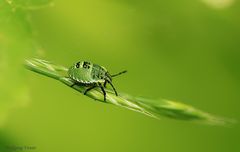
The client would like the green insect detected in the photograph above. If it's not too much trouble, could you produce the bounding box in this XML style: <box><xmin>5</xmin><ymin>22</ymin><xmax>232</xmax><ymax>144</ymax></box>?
<box><xmin>68</xmin><ymin>61</ymin><xmax>127</xmax><ymax>101</ymax></box>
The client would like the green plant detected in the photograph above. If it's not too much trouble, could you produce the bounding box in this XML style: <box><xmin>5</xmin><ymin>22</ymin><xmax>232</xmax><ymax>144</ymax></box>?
<box><xmin>25</xmin><ymin>58</ymin><xmax>232</xmax><ymax>125</ymax></box>
<box><xmin>0</xmin><ymin>0</ymin><xmax>53</xmax><ymax>126</ymax></box>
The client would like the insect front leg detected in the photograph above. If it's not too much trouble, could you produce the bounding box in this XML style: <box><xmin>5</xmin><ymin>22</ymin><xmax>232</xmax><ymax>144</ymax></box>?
<box><xmin>104</xmin><ymin>81</ymin><xmax>107</xmax><ymax>88</ymax></box>
<box><xmin>98</xmin><ymin>83</ymin><xmax>106</xmax><ymax>101</ymax></box>
<box><xmin>107</xmin><ymin>81</ymin><xmax>118</xmax><ymax>96</ymax></box>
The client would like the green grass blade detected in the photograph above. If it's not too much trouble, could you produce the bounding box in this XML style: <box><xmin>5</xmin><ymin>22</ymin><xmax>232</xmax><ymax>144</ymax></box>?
<box><xmin>24</xmin><ymin>58</ymin><xmax>234</xmax><ymax>126</ymax></box>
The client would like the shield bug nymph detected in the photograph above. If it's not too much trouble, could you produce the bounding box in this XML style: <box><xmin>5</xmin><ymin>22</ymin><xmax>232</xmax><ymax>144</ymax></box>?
<box><xmin>68</xmin><ymin>61</ymin><xmax>127</xmax><ymax>101</ymax></box>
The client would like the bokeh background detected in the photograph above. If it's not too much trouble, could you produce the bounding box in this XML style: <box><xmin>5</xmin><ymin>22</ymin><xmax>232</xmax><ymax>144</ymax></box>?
<box><xmin>0</xmin><ymin>0</ymin><xmax>240</xmax><ymax>152</ymax></box>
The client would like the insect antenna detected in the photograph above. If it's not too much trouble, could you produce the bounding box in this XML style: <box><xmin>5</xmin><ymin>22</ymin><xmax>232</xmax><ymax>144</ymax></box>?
<box><xmin>111</xmin><ymin>70</ymin><xmax>127</xmax><ymax>77</ymax></box>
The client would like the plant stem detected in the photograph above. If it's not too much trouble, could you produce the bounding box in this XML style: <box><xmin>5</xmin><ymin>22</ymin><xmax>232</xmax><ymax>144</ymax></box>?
<box><xmin>24</xmin><ymin>58</ymin><xmax>233</xmax><ymax>125</ymax></box>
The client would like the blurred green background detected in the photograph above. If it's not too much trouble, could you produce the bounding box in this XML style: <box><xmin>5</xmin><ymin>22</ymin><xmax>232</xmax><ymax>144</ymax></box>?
<box><xmin>0</xmin><ymin>0</ymin><xmax>240</xmax><ymax>152</ymax></box>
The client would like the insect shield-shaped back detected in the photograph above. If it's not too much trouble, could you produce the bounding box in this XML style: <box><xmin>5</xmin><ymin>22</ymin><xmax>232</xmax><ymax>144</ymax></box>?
<box><xmin>68</xmin><ymin>61</ymin><xmax>97</xmax><ymax>84</ymax></box>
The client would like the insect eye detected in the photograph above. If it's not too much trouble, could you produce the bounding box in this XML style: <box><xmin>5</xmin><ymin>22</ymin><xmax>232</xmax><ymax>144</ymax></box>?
<box><xmin>76</xmin><ymin>62</ymin><xmax>80</xmax><ymax>68</ymax></box>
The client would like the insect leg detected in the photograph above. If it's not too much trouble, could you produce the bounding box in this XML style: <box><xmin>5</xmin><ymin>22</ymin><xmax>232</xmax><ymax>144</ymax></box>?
<box><xmin>98</xmin><ymin>83</ymin><xmax>106</xmax><ymax>101</ymax></box>
<box><xmin>104</xmin><ymin>81</ymin><xmax>107</xmax><ymax>88</ymax></box>
<box><xmin>107</xmin><ymin>81</ymin><xmax>118</xmax><ymax>96</ymax></box>
<box><xmin>83</xmin><ymin>85</ymin><xmax>97</xmax><ymax>95</ymax></box>
<box><xmin>70</xmin><ymin>83</ymin><xmax>76</xmax><ymax>87</ymax></box>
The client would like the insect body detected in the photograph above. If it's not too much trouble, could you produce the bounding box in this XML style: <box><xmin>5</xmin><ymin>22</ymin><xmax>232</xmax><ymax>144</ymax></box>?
<box><xmin>68</xmin><ymin>61</ymin><xmax>127</xmax><ymax>101</ymax></box>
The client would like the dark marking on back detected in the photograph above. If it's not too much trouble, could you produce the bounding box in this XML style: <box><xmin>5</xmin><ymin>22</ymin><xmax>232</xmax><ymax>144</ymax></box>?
<box><xmin>83</xmin><ymin>61</ymin><xmax>90</xmax><ymax>69</ymax></box>
<box><xmin>76</xmin><ymin>62</ymin><xmax>80</xmax><ymax>68</ymax></box>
